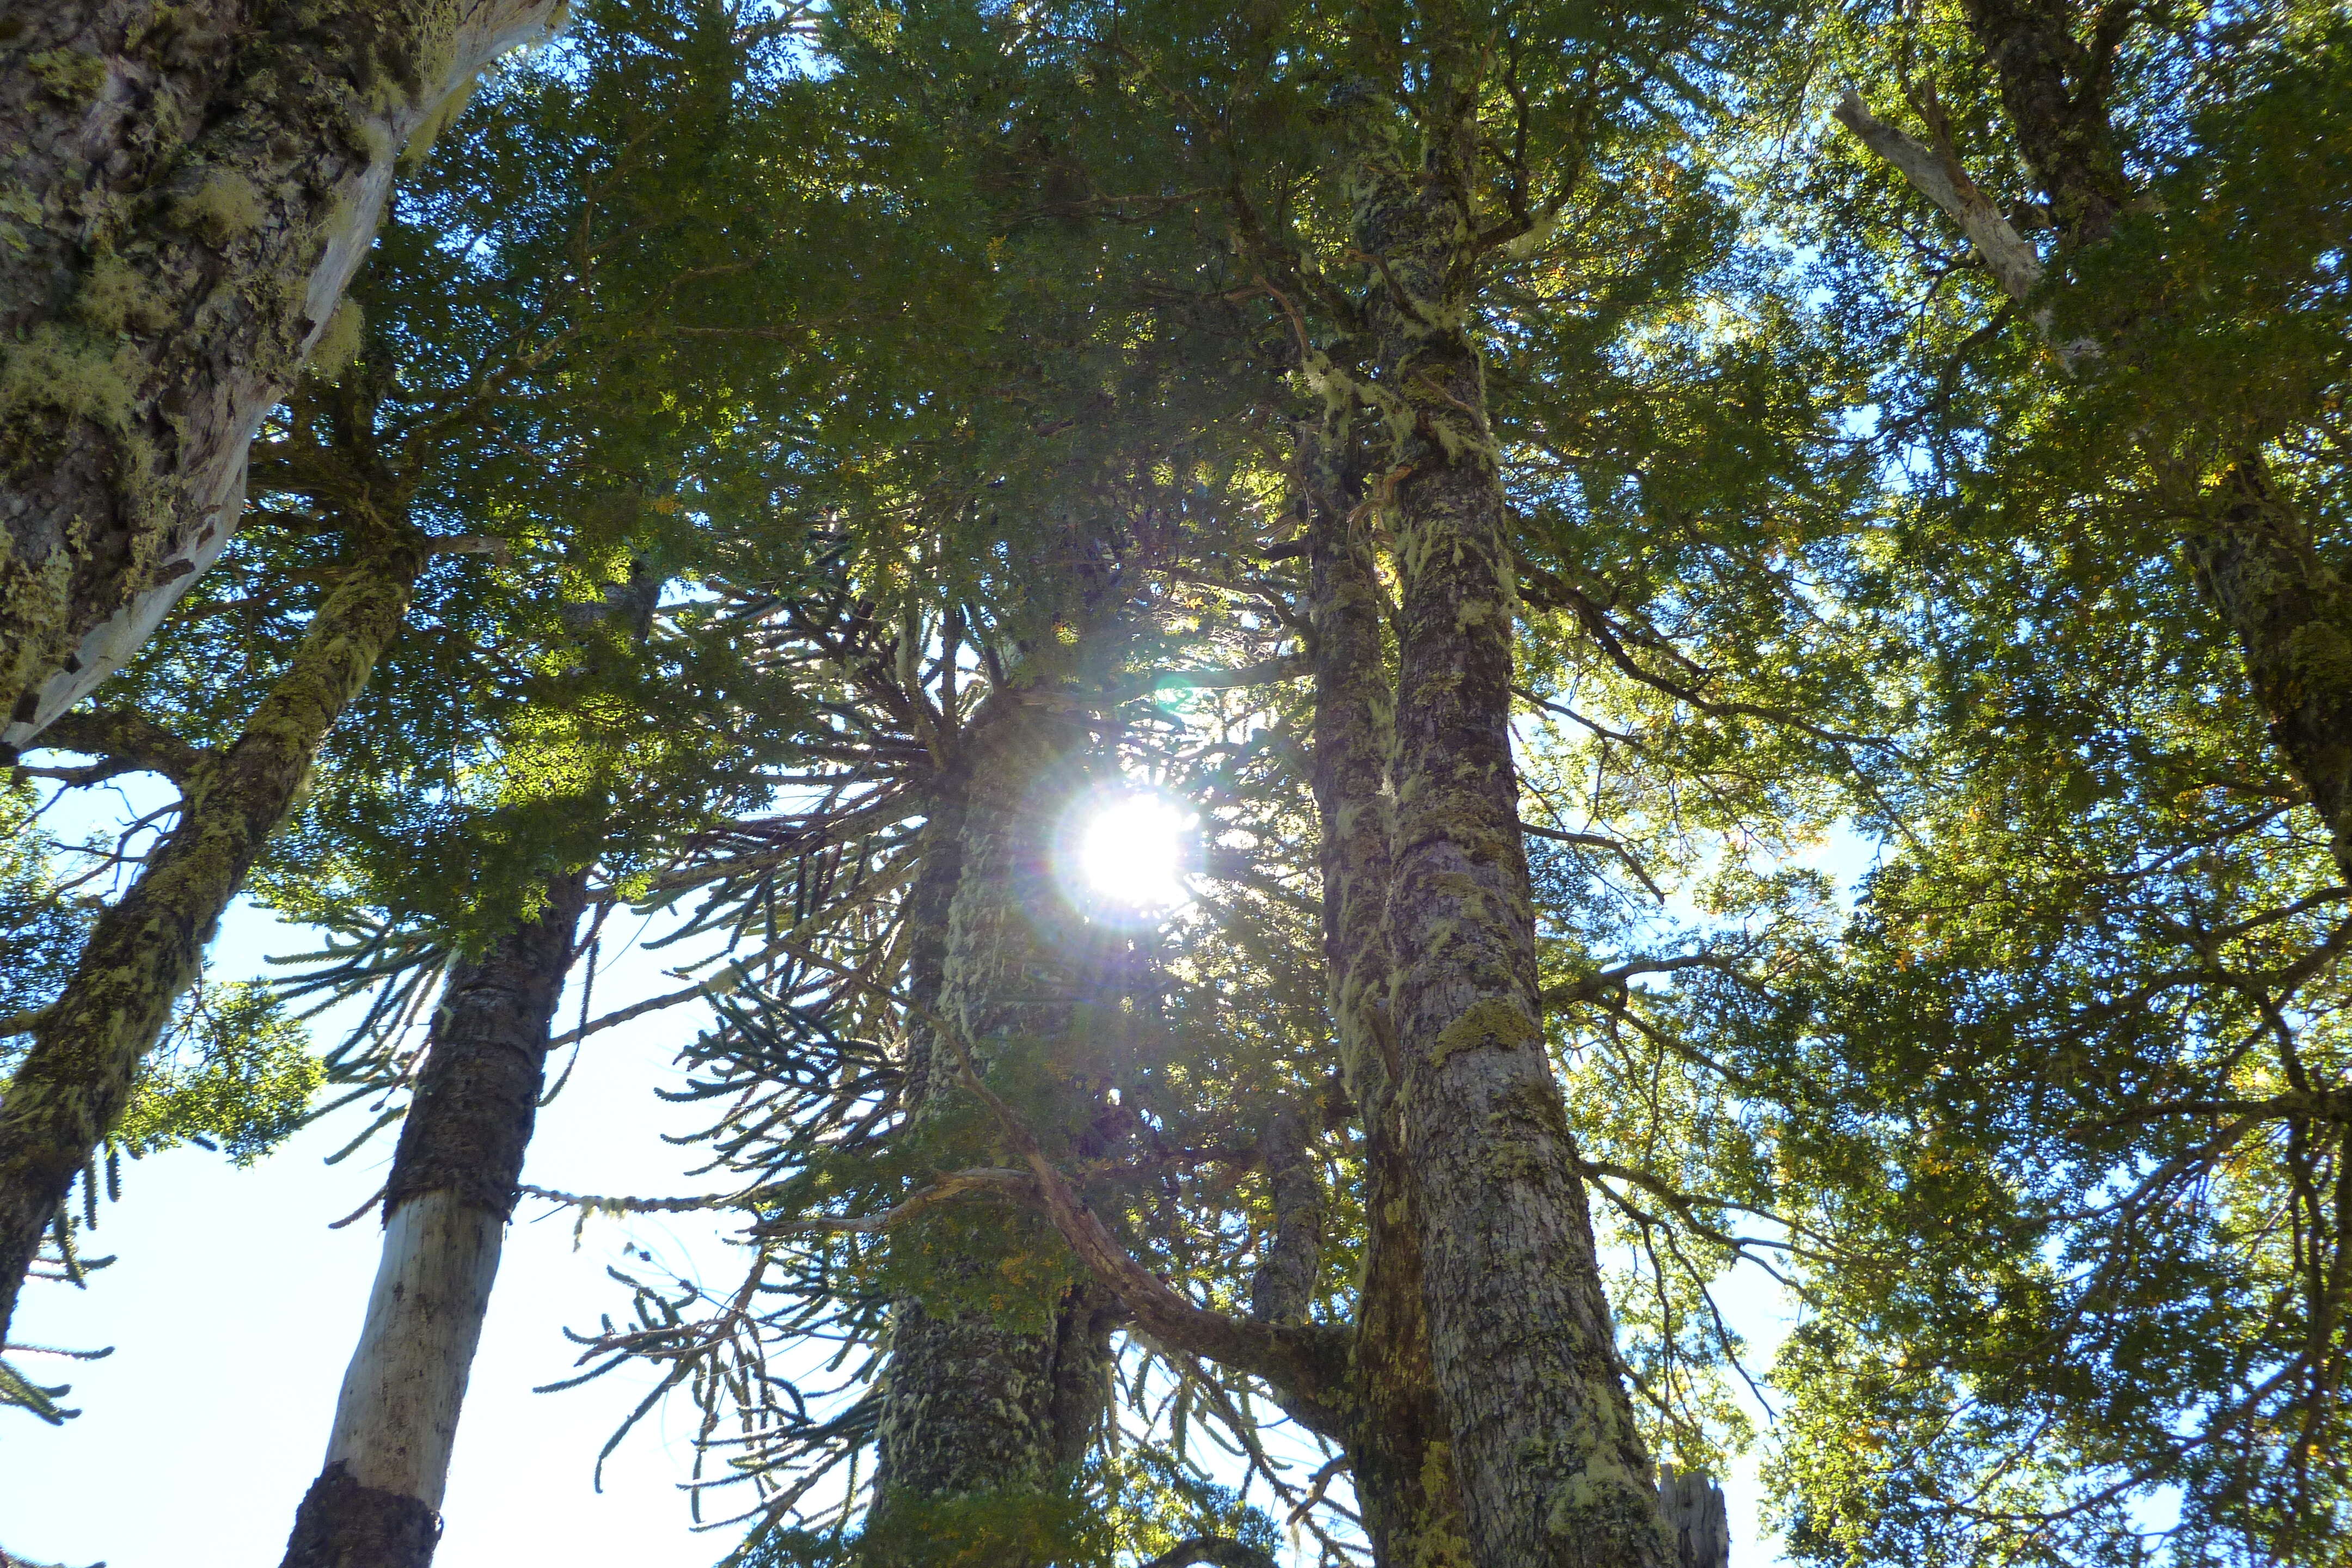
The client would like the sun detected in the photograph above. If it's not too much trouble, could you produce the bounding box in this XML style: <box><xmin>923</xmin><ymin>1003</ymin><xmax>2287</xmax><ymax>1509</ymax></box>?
<box><xmin>1074</xmin><ymin>792</ymin><xmax>1195</xmax><ymax>912</ymax></box>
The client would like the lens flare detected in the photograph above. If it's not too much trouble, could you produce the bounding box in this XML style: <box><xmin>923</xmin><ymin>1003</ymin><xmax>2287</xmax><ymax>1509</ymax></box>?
<box><xmin>1076</xmin><ymin>793</ymin><xmax>1193</xmax><ymax>911</ymax></box>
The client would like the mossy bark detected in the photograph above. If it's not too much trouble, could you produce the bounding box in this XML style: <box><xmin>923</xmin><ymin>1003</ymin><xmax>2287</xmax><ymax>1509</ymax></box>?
<box><xmin>0</xmin><ymin>517</ymin><xmax>427</xmax><ymax>1345</ymax></box>
<box><xmin>0</xmin><ymin>0</ymin><xmax>560</xmax><ymax>749</ymax></box>
<box><xmin>1344</xmin><ymin>30</ymin><xmax>1666</xmax><ymax>1568</ymax></box>
<box><xmin>1302</xmin><ymin>411</ymin><xmax>1471</xmax><ymax>1568</ymax></box>
<box><xmin>1954</xmin><ymin>0</ymin><xmax>2128</xmax><ymax>248</ymax></box>
<box><xmin>281</xmin><ymin>870</ymin><xmax>587</xmax><ymax>1568</ymax></box>
<box><xmin>2183</xmin><ymin>462</ymin><xmax>2352</xmax><ymax>878</ymax></box>
<box><xmin>866</xmin><ymin>690</ymin><xmax>1114</xmax><ymax>1565</ymax></box>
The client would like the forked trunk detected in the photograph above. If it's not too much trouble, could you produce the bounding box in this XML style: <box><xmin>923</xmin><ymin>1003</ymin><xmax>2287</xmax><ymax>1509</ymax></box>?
<box><xmin>280</xmin><ymin>871</ymin><xmax>587</xmax><ymax>1568</ymax></box>
<box><xmin>0</xmin><ymin>519</ymin><xmax>426</xmax><ymax>1346</ymax></box>
<box><xmin>1301</xmin><ymin>411</ymin><xmax>1470</xmax><ymax>1568</ymax></box>
<box><xmin>0</xmin><ymin>0</ymin><xmax>560</xmax><ymax>748</ymax></box>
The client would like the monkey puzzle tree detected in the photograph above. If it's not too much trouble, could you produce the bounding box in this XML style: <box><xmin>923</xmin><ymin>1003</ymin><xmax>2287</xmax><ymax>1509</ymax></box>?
<box><xmin>0</xmin><ymin>0</ymin><xmax>822</xmax><ymax>1438</ymax></box>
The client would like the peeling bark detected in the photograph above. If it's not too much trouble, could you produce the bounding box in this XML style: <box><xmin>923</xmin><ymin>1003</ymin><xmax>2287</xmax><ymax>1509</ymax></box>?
<box><xmin>0</xmin><ymin>517</ymin><xmax>427</xmax><ymax>1345</ymax></box>
<box><xmin>280</xmin><ymin>871</ymin><xmax>587</xmax><ymax>1568</ymax></box>
<box><xmin>1347</xmin><ymin>34</ymin><xmax>1667</xmax><ymax>1568</ymax></box>
<box><xmin>0</xmin><ymin>0</ymin><xmax>562</xmax><ymax>748</ymax></box>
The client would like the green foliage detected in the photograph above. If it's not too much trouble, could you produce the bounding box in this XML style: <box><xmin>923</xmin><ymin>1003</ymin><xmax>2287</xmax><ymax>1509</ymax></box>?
<box><xmin>732</xmin><ymin>1450</ymin><xmax>1279</xmax><ymax>1568</ymax></box>
<box><xmin>0</xmin><ymin>779</ymin><xmax>91</xmax><ymax>1026</ymax></box>
<box><xmin>1098</xmin><ymin>1448</ymin><xmax>1285</xmax><ymax>1565</ymax></box>
<box><xmin>113</xmin><ymin>981</ymin><xmax>322</xmax><ymax>1167</ymax></box>
<box><xmin>15</xmin><ymin>1</ymin><xmax>2351</xmax><ymax>1561</ymax></box>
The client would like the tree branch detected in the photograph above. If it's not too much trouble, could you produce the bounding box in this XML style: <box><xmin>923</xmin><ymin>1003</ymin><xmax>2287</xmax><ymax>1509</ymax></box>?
<box><xmin>750</xmin><ymin>930</ymin><xmax>1351</xmax><ymax>1435</ymax></box>
<box><xmin>1832</xmin><ymin>89</ymin><xmax>2044</xmax><ymax>302</ymax></box>
<box><xmin>32</xmin><ymin>708</ymin><xmax>210</xmax><ymax>786</ymax></box>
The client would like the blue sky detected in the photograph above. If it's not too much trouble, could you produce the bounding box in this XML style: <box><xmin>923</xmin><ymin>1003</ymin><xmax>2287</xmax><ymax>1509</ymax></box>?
<box><xmin>4</xmin><ymin>895</ymin><xmax>745</xmax><ymax>1568</ymax></box>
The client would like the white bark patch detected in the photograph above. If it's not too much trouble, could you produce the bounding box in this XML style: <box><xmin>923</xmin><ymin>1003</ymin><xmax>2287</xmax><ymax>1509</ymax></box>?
<box><xmin>2</xmin><ymin>0</ymin><xmax>564</xmax><ymax>749</ymax></box>
<box><xmin>321</xmin><ymin>1191</ymin><xmax>506</xmax><ymax>1510</ymax></box>
<box><xmin>4</xmin><ymin>451</ymin><xmax>246</xmax><ymax>748</ymax></box>
<box><xmin>1832</xmin><ymin>90</ymin><xmax>2044</xmax><ymax>303</ymax></box>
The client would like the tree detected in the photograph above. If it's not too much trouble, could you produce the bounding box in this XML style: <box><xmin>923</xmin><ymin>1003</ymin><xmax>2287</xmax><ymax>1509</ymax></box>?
<box><xmin>491</xmin><ymin>5</ymin><xmax>1851</xmax><ymax>1564</ymax></box>
<box><xmin>0</xmin><ymin>0</ymin><xmax>808</xmax><ymax>1426</ymax></box>
<box><xmin>1721</xmin><ymin>0</ymin><xmax>2352</xmax><ymax>1558</ymax></box>
<box><xmin>0</xmin><ymin>0</ymin><xmax>570</xmax><ymax>748</ymax></box>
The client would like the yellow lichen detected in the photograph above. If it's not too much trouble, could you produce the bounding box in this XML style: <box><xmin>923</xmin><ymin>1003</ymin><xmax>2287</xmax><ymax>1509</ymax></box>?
<box><xmin>308</xmin><ymin>297</ymin><xmax>365</xmax><ymax>382</ymax></box>
<box><xmin>74</xmin><ymin>254</ymin><xmax>173</xmax><ymax>336</ymax></box>
<box><xmin>0</xmin><ymin>326</ymin><xmax>143</xmax><ymax>430</ymax></box>
<box><xmin>1431</xmin><ymin>996</ymin><xmax>1541</xmax><ymax>1062</ymax></box>
<box><xmin>28</xmin><ymin>49</ymin><xmax>108</xmax><ymax>104</ymax></box>
<box><xmin>172</xmin><ymin>169</ymin><xmax>266</xmax><ymax>243</ymax></box>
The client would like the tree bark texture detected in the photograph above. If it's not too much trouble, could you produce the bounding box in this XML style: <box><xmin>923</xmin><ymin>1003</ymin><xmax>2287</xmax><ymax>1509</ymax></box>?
<box><xmin>1247</xmin><ymin>1102</ymin><xmax>1325</xmax><ymax>1329</ymax></box>
<box><xmin>0</xmin><ymin>519</ymin><xmax>426</xmax><ymax>1345</ymax></box>
<box><xmin>1953</xmin><ymin>0</ymin><xmax>2129</xmax><ymax>247</ymax></box>
<box><xmin>1302</xmin><ymin>409</ymin><xmax>1472</xmax><ymax>1568</ymax></box>
<box><xmin>1656</xmin><ymin>1468</ymin><xmax>1730</xmax><ymax>1568</ymax></box>
<box><xmin>0</xmin><ymin>0</ymin><xmax>561</xmax><ymax>750</ymax></box>
<box><xmin>1347</xmin><ymin>34</ymin><xmax>1667</xmax><ymax>1568</ymax></box>
<box><xmin>867</xmin><ymin>689</ymin><xmax>1116</xmax><ymax>1561</ymax></box>
<box><xmin>281</xmin><ymin>870</ymin><xmax>586</xmax><ymax>1568</ymax></box>
<box><xmin>279</xmin><ymin>1463</ymin><xmax>442</xmax><ymax>1568</ymax></box>
<box><xmin>2182</xmin><ymin>462</ymin><xmax>2352</xmax><ymax>876</ymax></box>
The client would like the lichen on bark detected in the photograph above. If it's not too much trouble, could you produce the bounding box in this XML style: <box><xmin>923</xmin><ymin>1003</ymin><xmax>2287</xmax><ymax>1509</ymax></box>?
<box><xmin>1302</xmin><ymin>406</ymin><xmax>1471</xmax><ymax>1568</ymax></box>
<box><xmin>0</xmin><ymin>514</ymin><xmax>427</xmax><ymax>1346</ymax></box>
<box><xmin>866</xmin><ymin>684</ymin><xmax>1116</xmax><ymax>1565</ymax></box>
<box><xmin>1336</xmin><ymin>20</ymin><xmax>1670</xmax><ymax>1568</ymax></box>
<box><xmin>0</xmin><ymin>0</ymin><xmax>562</xmax><ymax>751</ymax></box>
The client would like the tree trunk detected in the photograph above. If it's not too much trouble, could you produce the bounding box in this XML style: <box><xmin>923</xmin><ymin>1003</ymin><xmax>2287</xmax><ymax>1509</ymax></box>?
<box><xmin>1301</xmin><ymin>409</ymin><xmax>1472</xmax><ymax>1568</ymax></box>
<box><xmin>0</xmin><ymin>519</ymin><xmax>426</xmax><ymax>1346</ymax></box>
<box><xmin>1946</xmin><ymin>8</ymin><xmax>2352</xmax><ymax>878</ymax></box>
<box><xmin>280</xmin><ymin>871</ymin><xmax>587</xmax><ymax>1568</ymax></box>
<box><xmin>866</xmin><ymin>690</ymin><xmax>1114</xmax><ymax>1564</ymax></box>
<box><xmin>1953</xmin><ymin>0</ymin><xmax>2129</xmax><ymax>248</ymax></box>
<box><xmin>0</xmin><ymin>0</ymin><xmax>560</xmax><ymax>750</ymax></box>
<box><xmin>1657</xmin><ymin>1468</ymin><xmax>1730</xmax><ymax>1568</ymax></box>
<box><xmin>1348</xmin><ymin>33</ymin><xmax>1667</xmax><ymax>1568</ymax></box>
<box><xmin>2182</xmin><ymin>461</ymin><xmax>2352</xmax><ymax>877</ymax></box>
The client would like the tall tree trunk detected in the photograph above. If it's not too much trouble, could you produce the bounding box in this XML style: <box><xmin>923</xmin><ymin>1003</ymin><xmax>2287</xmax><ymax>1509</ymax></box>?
<box><xmin>0</xmin><ymin>518</ymin><xmax>425</xmax><ymax>1347</ymax></box>
<box><xmin>0</xmin><ymin>0</ymin><xmax>559</xmax><ymax>749</ymax></box>
<box><xmin>280</xmin><ymin>871</ymin><xmax>587</xmax><ymax>1568</ymax></box>
<box><xmin>1301</xmin><ymin>411</ymin><xmax>1472</xmax><ymax>1568</ymax></box>
<box><xmin>1348</xmin><ymin>30</ymin><xmax>1667</xmax><ymax>1568</ymax></box>
<box><xmin>865</xmin><ymin>691</ymin><xmax>1115</xmax><ymax>1564</ymax></box>
<box><xmin>1657</xmin><ymin>1468</ymin><xmax>1730</xmax><ymax>1568</ymax></box>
